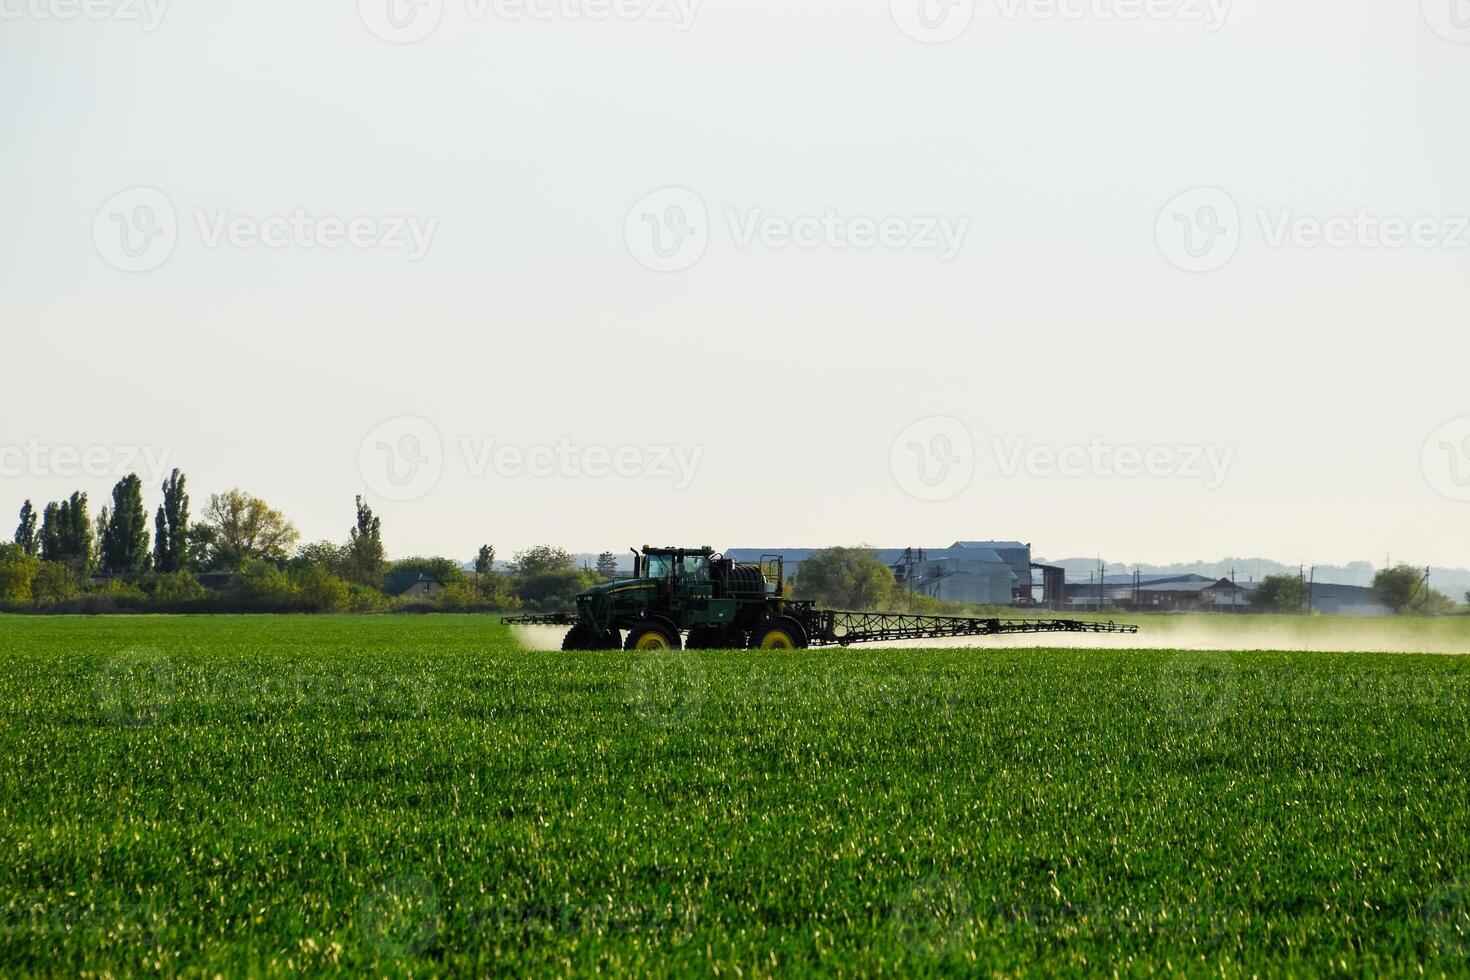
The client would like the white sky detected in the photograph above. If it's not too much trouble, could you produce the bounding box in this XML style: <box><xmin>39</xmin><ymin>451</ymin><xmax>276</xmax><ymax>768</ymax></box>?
<box><xmin>1</xmin><ymin>0</ymin><xmax>1468</xmax><ymax>567</ymax></box>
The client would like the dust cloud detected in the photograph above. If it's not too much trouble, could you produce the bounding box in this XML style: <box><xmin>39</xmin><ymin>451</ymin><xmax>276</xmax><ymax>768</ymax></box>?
<box><xmin>513</xmin><ymin>618</ymin><xmax>1470</xmax><ymax>655</ymax></box>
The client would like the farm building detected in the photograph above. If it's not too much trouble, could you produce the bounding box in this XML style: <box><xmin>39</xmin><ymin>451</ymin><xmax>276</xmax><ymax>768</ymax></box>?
<box><xmin>1066</xmin><ymin>573</ymin><xmax>1234</xmax><ymax>611</ymax></box>
<box><xmin>1236</xmin><ymin>581</ymin><xmax>1391</xmax><ymax>616</ymax></box>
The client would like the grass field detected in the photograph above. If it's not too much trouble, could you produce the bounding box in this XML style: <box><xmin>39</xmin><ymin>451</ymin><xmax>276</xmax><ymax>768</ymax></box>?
<box><xmin>2</xmin><ymin>615</ymin><xmax>1470</xmax><ymax>976</ymax></box>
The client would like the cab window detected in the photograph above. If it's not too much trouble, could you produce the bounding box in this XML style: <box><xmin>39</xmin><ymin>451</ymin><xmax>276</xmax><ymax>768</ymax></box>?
<box><xmin>680</xmin><ymin>556</ymin><xmax>710</xmax><ymax>583</ymax></box>
<box><xmin>645</xmin><ymin>553</ymin><xmax>674</xmax><ymax>579</ymax></box>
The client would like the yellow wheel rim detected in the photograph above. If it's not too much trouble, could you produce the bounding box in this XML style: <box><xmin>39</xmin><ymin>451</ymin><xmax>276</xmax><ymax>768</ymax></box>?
<box><xmin>635</xmin><ymin>631</ymin><xmax>672</xmax><ymax>651</ymax></box>
<box><xmin>759</xmin><ymin>629</ymin><xmax>795</xmax><ymax>650</ymax></box>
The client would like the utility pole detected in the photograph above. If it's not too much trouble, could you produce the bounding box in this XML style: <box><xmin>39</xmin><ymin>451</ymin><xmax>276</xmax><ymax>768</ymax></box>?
<box><xmin>1308</xmin><ymin>565</ymin><xmax>1315</xmax><ymax>616</ymax></box>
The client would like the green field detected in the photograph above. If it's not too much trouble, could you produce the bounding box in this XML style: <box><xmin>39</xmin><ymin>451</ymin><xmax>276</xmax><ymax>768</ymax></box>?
<box><xmin>2</xmin><ymin>615</ymin><xmax>1470</xmax><ymax>976</ymax></box>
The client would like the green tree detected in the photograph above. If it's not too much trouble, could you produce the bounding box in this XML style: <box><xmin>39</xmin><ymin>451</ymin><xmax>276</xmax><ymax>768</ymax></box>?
<box><xmin>231</xmin><ymin>561</ymin><xmax>300</xmax><ymax>607</ymax></box>
<box><xmin>153</xmin><ymin>469</ymin><xmax>190</xmax><ymax>573</ymax></box>
<box><xmin>101</xmin><ymin>474</ymin><xmax>151</xmax><ymax>575</ymax></box>
<box><xmin>793</xmin><ymin>547</ymin><xmax>895</xmax><ymax>611</ymax></box>
<box><xmin>40</xmin><ymin>493</ymin><xmax>94</xmax><ymax>576</ymax></box>
<box><xmin>13</xmin><ymin>501</ymin><xmax>38</xmax><ymax>557</ymax></box>
<box><xmin>595</xmin><ymin>551</ymin><xmax>619</xmax><ymax>580</ymax></box>
<box><xmin>70</xmin><ymin>493</ymin><xmax>95</xmax><ymax>574</ymax></box>
<box><xmin>200</xmin><ymin>490</ymin><xmax>300</xmax><ymax>569</ymax></box>
<box><xmin>510</xmin><ymin>546</ymin><xmax>574</xmax><ymax>576</ymax></box>
<box><xmin>290</xmin><ymin>563</ymin><xmax>350</xmax><ymax>613</ymax></box>
<box><xmin>0</xmin><ymin>544</ymin><xmax>39</xmax><ymax>605</ymax></box>
<box><xmin>515</xmin><ymin>568</ymin><xmax>596</xmax><ymax>609</ymax></box>
<box><xmin>1370</xmin><ymin>564</ymin><xmax>1456</xmax><ymax>614</ymax></box>
<box><xmin>31</xmin><ymin>561</ymin><xmax>80</xmax><ymax>606</ymax></box>
<box><xmin>37</xmin><ymin>503</ymin><xmax>62</xmax><ymax>561</ymax></box>
<box><xmin>1372</xmin><ymin>565</ymin><xmax>1425</xmax><ymax>613</ymax></box>
<box><xmin>1249</xmin><ymin>574</ymin><xmax>1308</xmax><ymax>613</ymax></box>
<box><xmin>344</xmin><ymin>496</ymin><xmax>386</xmax><ymax>587</ymax></box>
<box><xmin>474</xmin><ymin>544</ymin><xmax>496</xmax><ymax>597</ymax></box>
<box><xmin>151</xmin><ymin>571</ymin><xmax>208</xmax><ymax>604</ymax></box>
<box><xmin>293</xmin><ymin>541</ymin><xmax>348</xmax><ymax>575</ymax></box>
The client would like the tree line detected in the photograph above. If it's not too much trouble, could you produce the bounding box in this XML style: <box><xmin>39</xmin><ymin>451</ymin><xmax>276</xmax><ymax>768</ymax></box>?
<box><xmin>1</xmin><ymin>471</ymin><xmax>611</xmax><ymax>614</ymax></box>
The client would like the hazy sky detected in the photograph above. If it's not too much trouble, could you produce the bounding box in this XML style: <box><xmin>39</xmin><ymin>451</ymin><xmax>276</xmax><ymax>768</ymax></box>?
<box><xmin>2</xmin><ymin>0</ymin><xmax>1468</xmax><ymax>567</ymax></box>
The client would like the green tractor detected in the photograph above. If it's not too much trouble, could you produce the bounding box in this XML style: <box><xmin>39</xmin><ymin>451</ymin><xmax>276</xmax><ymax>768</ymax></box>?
<box><xmin>535</xmin><ymin>546</ymin><xmax>804</xmax><ymax>651</ymax></box>
<box><xmin>506</xmin><ymin>545</ymin><xmax>1141</xmax><ymax>651</ymax></box>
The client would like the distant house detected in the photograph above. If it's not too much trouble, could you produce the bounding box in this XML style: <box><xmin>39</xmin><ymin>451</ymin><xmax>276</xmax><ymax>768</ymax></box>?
<box><xmin>392</xmin><ymin>572</ymin><xmax>447</xmax><ymax>600</ymax></box>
